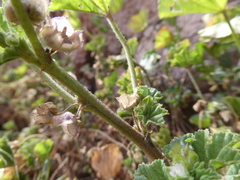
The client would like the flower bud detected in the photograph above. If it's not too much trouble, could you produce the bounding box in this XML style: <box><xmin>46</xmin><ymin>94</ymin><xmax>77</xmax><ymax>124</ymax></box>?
<box><xmin>4</xmin><ymin>0</ymin><xmax>49</xmax><ymax>26</ymax></box>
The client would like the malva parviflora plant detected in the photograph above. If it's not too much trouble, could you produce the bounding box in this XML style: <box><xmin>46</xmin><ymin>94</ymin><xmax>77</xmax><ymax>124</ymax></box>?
<box><xmin>0</xmin><ymin>0</ymin><xmax>240</xmax><ymax>179</ymax></box>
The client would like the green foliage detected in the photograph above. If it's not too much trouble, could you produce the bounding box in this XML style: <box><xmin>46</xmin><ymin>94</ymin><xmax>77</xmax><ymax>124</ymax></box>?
<box><xmin>155</xmin><ymin>26</ymin><xmax>175</xmax><ymax>49</ymax></box>
<box><xmin>127</xmin><ymin>37</ymin><xmax>138</xmax><ymax>56</ymax></box>
<box><xmin>95</xmin><ymin>71</ymin><xmax>119</xmax><ymax>98</ymax></box>
<box><xmin>117</xmin><ymin>67</ymin><xmax>145</xmax><ymax>94</ymax></box>
<box><xmin>85</xmin><ymin>35</ymin><xmax>106</xmax><ymax>52</ymax></box>
<box><xmin>110</xmin><ymin>0</ymin><xmax>124</xmax><ymax>14</ymax></box>
<box><xmin>134</xmin><ymin>86</ymin><xmax>168</xmax><ymax>129</ymax></box>
<box><xmin>158</xmin><ymin>0</ymin><xmax>227</xmax><ymax>18</ymax></box>
<box><xmin>128</xmin><ymin>9</ymin><xmax>149</xmax><ymax>33</ymax></box>
<box><xmin>134</xmin><ymin>159</ymin><xmax>169</xmax><ymax>180</ymax></box>
<box><xmin>151</xmin><ymin>127</ymin><xmax>171</xmax><ymax>148</ymax></box>
<box><xmin>168</xmin><ymin>40</ymin><xmax>205</xmax><ymax>68</ymax></box>
<box><xmin>0</xmin><ymin>138</ymin><xmax>14</xmax><ymax>168</ymax></box>
<box><xmin>135</xmin><ymin>130</ymin><xmax>240</xmax><ymax>179</ymax></box>
<box><xmin>91</xmin><ymin>16</ymin><xmax>110</xmax><ymax>33</ymax></box>
<box><xmin>50</xmin><ymin>0</ymin><xmax>121</xmax><ymax>15</ymax></box>
<box><xmin>189</xmin><ymin>113</ymin><xmax>211</xmax><ymax>128</ymax></box>
<box><xmin>224</xmin><ymin>96</ymin><xmax>240</xmax><ymax>117</ymax></box>
<box><xmin>34</xmin><ymin>139</ymin><xmax>54</xmax><ymax>162</ymax></box>
<box><xmin>134</xmin><ymin>96</ymin><xmax>167</xmax><ymax>127</ymax></box>
<box><xmin>2</xmin><ymin>120</ymin><xmax>16</xmax><ymax>130</ymax></box>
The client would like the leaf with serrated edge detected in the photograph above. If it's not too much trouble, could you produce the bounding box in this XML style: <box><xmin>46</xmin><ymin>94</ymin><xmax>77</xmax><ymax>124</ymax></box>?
<box><xmin>50</xmin><ymin>0</ymin><xmax>111</xmax><ymax>16</ymax></box>
<box><xmin>134</xmin><ymin>159</ymin><xmax>169</xmax><ymax>180</ymax></box>
<box><xmin>158</xmin><ymin>0</ymin><xmax>227</xmax><ymax>18</ymax></box>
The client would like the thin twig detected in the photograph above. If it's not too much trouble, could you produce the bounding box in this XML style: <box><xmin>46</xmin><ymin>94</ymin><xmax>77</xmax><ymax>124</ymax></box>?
<box><xmin>49</xmin><ymin>156</ymin><xmax>69</xmax><ymax>180</ymax></box>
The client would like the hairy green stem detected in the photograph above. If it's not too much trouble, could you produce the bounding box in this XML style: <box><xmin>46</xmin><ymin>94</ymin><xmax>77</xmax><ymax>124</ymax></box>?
<box><xmin>222</xmin><ymin>10</ymin><xmax>240</xmax><ymax>53</ymax></box>
<box><xmin>106</xmin><ymin>12</ymin><xmax>138</xmax><ymax>91</ymax></box>
<box><xmin>10</xmin><ymin>0</ymin><xmax>168</xmax><ymax>163</ymax></box>
<box><xmin>186</xmin><ymin>68</ymin><xmax>205</xmax><ymax>100</ymax></box>
<box><xmin>30</xmin><ymin>65</ymin><xmax>77</xmax><ymax>104</ymax></box>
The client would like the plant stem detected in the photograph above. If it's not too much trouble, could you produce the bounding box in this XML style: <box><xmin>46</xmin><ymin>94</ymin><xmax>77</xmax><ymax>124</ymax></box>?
<box><xmin>186</xmin><ymin>68</ymin><xmax>205</xmax><ymax>100</ymax></box>
<box><xmin>106</xmin><ymin>12</ymin><xmax>138</xmax><ymax>91</ymax></box>
<box><xmin>10</xmin><ymin>0</ymin><xmax>168</xmax><ymax>163</ymax></box>
<box><xmin>222</xmin><ymin>10</ymin><xmax>240</xmax><ymax>53</ymax></box>
<box><xmin>30</xmin><ymin>65</ymin><xmax>77</xmax><ymax>104</ymax></box>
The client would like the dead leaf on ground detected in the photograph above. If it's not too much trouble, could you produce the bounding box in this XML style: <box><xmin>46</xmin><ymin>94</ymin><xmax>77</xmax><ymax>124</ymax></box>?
<box><xmin>91</xmin><ymin>144</ymin><xmax>123</xmax><ymax>180</ymax></box>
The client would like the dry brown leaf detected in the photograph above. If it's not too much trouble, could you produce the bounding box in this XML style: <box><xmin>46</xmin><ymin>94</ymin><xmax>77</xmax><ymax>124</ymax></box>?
<box><xmin>219</xmin><ymin>110</ymin><xmax>233</xmax><ymax>123</ymax></box>
<box><xmin>91</xmin><ymin>144</ymin><xmax>123</xmax><ymax>180</ymax></box>
<box><xmin>116</xmin><ymin>93</ymin><xmax>139</xmax><ymax>110</ymax></box>
<box><xmin>193</xmin><ymin>99</ymin><xmax>207</xmax><ymax>112</ymax></box>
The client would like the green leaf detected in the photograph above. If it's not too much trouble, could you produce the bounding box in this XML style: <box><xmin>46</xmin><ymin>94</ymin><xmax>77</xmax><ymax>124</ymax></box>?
<box><xmin>110</xmin><ymin>0</ymin><xmax>124</xmax><ymax>14</ymax></box>
<box><xmin>155</xmin><ymin>26</ymin><xmax>174</xmax><ymax>49</ymax></box>
<box><xmin>117</xmin><ymin>109</ymin><xmax>132</xmax><ymax>119</ymax></box>
<box><xmin>34</xmin><ymin>139</ymin><xmax>54</xmax><ymax>162</ymax></box>
<box><xmin>129</xmin><ymin>9</ymin><xmax>149</xmax><ymax>33</ymax></box>
<box><xmin>224</xmin><ymin>96</ymin><xmax>240</xmax><ymax>117</ymax></box>
<box><xmin>0</xmin><ymin>47</ymin><xmax>22</xmax><ymax>65</ymax></box>
<box><xmin>168</xmin><ymin>143</ymin><xmax>199</xmax><ymax>171</ymax></box>
<box><xmin>168</xmin><ymin>40</ymin><xmax>204</xmax><ymax>68</ymax></box>
<box><xmin>158</xmin><ymin>0</ymin><xmax>227</xmax><ymax>18</ymax></box>
<box><xmin>134</xmin><ymin>96</ymin><xmax>168</xmax><ymax>127</ymax></box>
<box><xmin>2</xmin><ymin>121</ymin><xmax>16</xmax><ymax>130</ymax></box>
<box><xmin>127</xmin><ymin>37</ymin><xmax>138</xmax><ymax>56</ymax></box>
<box><xmin>0</xmin><ymin>7</ymin><xmax>9</xmax><ymax>32</ymax></box>
<box><xmin>137</xmin><ymin>86</ymin><xmax>163</xmax><ymax>103</ymax></box>
<box><xmin>117</xmin><ymin>71</ymin><xmax>133</xmax><ymax>94</ymax></box>
<box><xmin>0</xmin><ymin>138</ymin><xmax>14</xmax><ymax>168</ymax></box>
<box><xmin>50</xmin><ymin>0</ymin><xmax>111</xmax><ymax>16</ymax></box>
<box><xmin>163</xmin><ymin>132</ymin><xmax>194</xmax><ymax>156</ymax></box>
<box><xmin>189</xmin><ymin>113</ymin><xmax>211</xmax><ymax>128</ymax></box>
<box><xmin>104</xmin><ymin>71</ymin><xmax>118</xmax><ymax>87</ymax></box>
<box><xmin>85</xmin><ymin>36</ymin><xmax>106</xmax><ymax>52</ymax></box>
<box><xmin>190</xmin><ymin>162</ymin><xmax>220</xmax><ymax>180</ymax></box>
<box><xmin>0</xmin><ymin>31</ymin><xmax>8</xmax><ymax>48</ymax></box>
<box><xmin>191</xmin><ymin>130</ymin><xmax>210</xmax><ymax>163</ymax></box>
<box><xmin>19</xmin><ymin>138</ymin><xmax>41</xmax><ymax>167</ymax></box>
<box><xmin>134</xmin><ymin>159</ymin><xmax>169</xmax><ymax>180</ymax></box>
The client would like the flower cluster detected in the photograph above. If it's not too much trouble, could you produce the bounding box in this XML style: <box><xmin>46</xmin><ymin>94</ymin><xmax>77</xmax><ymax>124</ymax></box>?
<box><xmin>4</xmin><ymin>0</ymin><xmax>84</xmax><ymax>53</ymax></box>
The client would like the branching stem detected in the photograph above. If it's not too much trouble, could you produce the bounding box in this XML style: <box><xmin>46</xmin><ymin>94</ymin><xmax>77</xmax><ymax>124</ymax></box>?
<box><xmin>106</xmin><ymin>12</ymin><xmax>138</xmax><ymax>91</ymax></box>
<box><xmin>10</xmin><ymin>0</ymin><xmax>169</xmax><ymax>163</ymax></box>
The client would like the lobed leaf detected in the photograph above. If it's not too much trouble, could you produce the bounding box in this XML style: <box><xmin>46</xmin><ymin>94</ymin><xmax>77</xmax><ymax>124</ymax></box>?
<box><xmin>134</xmin><ymin>159</ymin><xmax>169</xmax><ymax>180</ymax></box>
<box><xmin>134</xmin><ymin>95</ymin><xmax>168</xmax><ymax>127</ymax></box>
<box><xmin>50</xmin><ymin>0</ymin><xmax>112</xmax><ymax>16</ymax></box>
<box><xmin>137</xmin><ymin>86</ymin><xmax>163</xmax><ymax>103</ymax></box>
<box><xmin>158</xmin><ymin>0</ymin><xmax>227</xmax><ymax>18</ymax></box>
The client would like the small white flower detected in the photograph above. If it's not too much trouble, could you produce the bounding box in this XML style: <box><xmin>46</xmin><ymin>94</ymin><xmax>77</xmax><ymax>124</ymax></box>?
<box><xmin>40</xmin><ymin>16</ymin><xmax>84</xmax><ymax>53</ymax></box>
